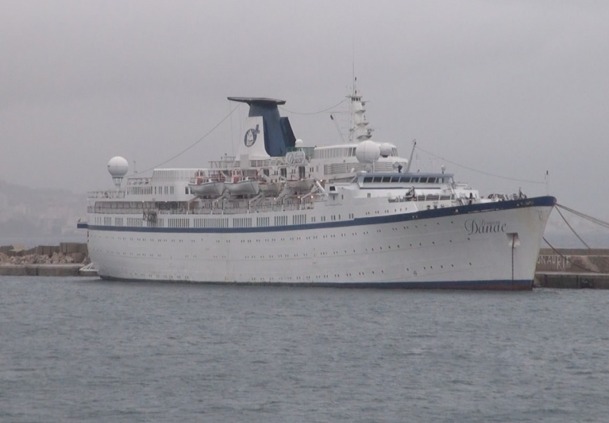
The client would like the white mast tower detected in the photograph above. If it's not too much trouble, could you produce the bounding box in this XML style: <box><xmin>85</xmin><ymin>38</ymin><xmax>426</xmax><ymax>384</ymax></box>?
<box><xmin>348</xmin><ymin>78</ymin><xmax>373</xmax><ymax>142</ymax></box>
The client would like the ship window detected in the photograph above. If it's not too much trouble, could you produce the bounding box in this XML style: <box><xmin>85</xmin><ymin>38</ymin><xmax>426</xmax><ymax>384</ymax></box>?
<box><xmin>382</xmin><ymin>177</ymin><xmax>391</xmax><ymax>183</ymax></box>
<box><xmin>390</xmin><ymin>176</ymin><xmax>400</xmax><ymax>182</ymax></box>
<box><xmin>428</xmin><ymin>177</ymin><xmax>436</xmax><ymax>183</ymax></box>
<box><xmin>372</xmin><ymin>177</ymin><xmax>382</xmax><ymax>183</ymax></box>
<box><xmin>420</xmin><ymin>177</ymin><xmax>428</xmax><ymax>183</ymax></box>
<box><xmin>364</xmin><ymin>177</ymin><xmax>373</xmax><ymax>183</ymax></box>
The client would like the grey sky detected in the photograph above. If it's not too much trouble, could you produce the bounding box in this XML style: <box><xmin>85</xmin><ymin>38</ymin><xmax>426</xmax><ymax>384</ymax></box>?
<box><xmin>2</xmin><ymin>0</ymin><xmax>609</xmax><ymax>230</ymax></box>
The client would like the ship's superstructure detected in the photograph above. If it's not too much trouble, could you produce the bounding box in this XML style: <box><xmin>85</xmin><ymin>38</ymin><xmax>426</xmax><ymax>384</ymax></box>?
<box><xmin>78</xmin><ymin>85</ymin><xmax>555</xmax><ymax>289</ymax></box>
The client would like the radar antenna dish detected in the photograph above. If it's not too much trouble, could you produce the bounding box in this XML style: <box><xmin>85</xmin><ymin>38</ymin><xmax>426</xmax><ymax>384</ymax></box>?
<box><xmin>107</xmin><ymin>156</ymin><xmax>129</xmax><ymax>188</ymax></box>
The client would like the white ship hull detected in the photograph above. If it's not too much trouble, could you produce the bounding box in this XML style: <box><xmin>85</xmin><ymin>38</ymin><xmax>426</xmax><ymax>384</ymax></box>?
<box><xmin>82</xmin><ymin>89</ymin><xmax>556</xmax><ymax>290</ymax></box>
<box><xmin>83</xmin><ymin>196</ymin><xmax>554</xmax><ymax>289</ymax></box>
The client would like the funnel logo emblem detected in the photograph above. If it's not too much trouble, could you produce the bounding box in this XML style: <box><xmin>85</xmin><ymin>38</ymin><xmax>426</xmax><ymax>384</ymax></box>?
<box><xmin>244</xmin><ymin>125</ymin><xmax>260</xmax><ymax>147</ymax></box>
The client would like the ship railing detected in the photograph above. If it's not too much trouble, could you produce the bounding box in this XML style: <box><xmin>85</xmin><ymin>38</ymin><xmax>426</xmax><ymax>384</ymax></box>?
<box><xmin>126</xmin><ymin>177</ymin><xmax>152</xmax><ymax>186</ymax></box>
<box><xmin>87</xmin><ymin>195</ymin><xmax>320</xmax><ymax>216</ymax></box>
<box><xmin>388</xmin><ymin>193</ymin><xmax>454</xmax><ymax>203</ymax></box>
<box><xmin>486</xmin><ymin>192</ymin><xmax>527</xmax><ymax>202</ymax></box>
<box><xmin>207</xmin><ymin>157</ymin><xmax>240</xmax><ymax>169</ymax></box>
<box><xmin>184</xmin><ymin>201</ymin><xmax>316</xmax><ymax>216</ymax></box>
<box><xmin>88</xmin><ymin>200</ymin><xmax>317</xmax><ymax>215</ymax></box>
<box><xmin>87</xmin><ymin>190</ymin><xmax>126</xmax><ymax>199</ymax></box>
<box><xmin>89</xmin><ymin>207</ymin><xmax>149</xmax><ymax>214</ymax></box>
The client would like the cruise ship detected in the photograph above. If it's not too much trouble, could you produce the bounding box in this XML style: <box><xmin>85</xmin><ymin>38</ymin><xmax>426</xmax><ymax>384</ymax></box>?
<box><xmin>77</xmin><ymin>86</ymin><xmax>555</xmax><ymax>289</ymax></box>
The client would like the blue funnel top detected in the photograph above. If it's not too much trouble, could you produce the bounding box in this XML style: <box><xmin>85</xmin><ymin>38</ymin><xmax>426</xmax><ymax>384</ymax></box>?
<box><xmin>228</xmin><ymin>97</ymin><xmax>296</xmax><ymax>157</ymax></box>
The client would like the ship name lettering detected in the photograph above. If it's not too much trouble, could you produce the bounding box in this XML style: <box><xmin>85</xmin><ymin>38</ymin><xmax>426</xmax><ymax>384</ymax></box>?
<box><xmin>464</xmin><ymin>219</ymin><xmax>506</xmax><ymax>235</ymax></box>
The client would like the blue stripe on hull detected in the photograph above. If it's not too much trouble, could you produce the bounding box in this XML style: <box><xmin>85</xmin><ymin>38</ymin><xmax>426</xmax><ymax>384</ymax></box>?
<box><xmin>97</xmin><ymin>276</ymin><xmax>534</xmax><ymax>291</ymax></box>
<box><xmin>79</xmin><ymin>195</ymin><xmax>556</xmax><ymax>234</ymax></box>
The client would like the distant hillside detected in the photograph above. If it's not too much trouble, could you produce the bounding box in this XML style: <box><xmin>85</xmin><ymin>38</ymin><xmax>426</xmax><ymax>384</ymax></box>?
<box><xmin>0</xmin><ymin>180</ymin><xmax>87</xmax><ymax>246</ymax></box>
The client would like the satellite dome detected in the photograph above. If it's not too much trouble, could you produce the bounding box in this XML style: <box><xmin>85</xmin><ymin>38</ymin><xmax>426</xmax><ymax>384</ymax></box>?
<box><xmin>295</xmin><ymin>139</ymin><xmax>304</xmax><ymax>147</ymax></box>
<box><xmin>355</xmin><ymin>140</ymin><xmax>381</xmax><ymax>164</ymax></box>
<box><xmin>107</xmin><ymin>156</ymin><xmax>129</xmax><ymax>177</ymax></box>
<box><xmin>379</xmin><ymin>143</ymin><xmax>395</xmax><ymax>158</ymax></box>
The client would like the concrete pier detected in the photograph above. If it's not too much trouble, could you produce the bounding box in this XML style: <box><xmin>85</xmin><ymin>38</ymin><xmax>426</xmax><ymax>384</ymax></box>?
<box><xmin>535</xmin><ymin>272</ymin><xmax>609</xmax><ymax>289</ymax></box>
<box><xmin>535</xmin><ymin>248</ymin><xmax>609</xmax><ymax>289</ymax></box>
<box><xmin>0</xmin><ymin>264</ymin><xmax>85</xmax><ymax>277</ymax></box>
<box><xmin>0</xmin><ymin>243</ymin><xmax>94</xmax><ymax>277</ymax></box>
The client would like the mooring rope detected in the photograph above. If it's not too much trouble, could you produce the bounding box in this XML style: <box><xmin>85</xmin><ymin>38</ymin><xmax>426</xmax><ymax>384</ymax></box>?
<box><xmin>555</xmin><ymin>206</ymin><xmax>591</xmax><ymax>249</ymax></box>
<box><xmin>130</xmin><ymin>103</ymin><xmax>242</xmax><ymax>176</ymax></box>
<box><xmin>414</xmin><ymin>145</ymin><xmax>546</xmax><ymax>185</ymax></box>
<box><xmin>541</xmin><ymin>203</ymin><xmax>609</xmax><ymax>274</ymax></box>
<box><xmin>556</xmin><ymin>203</ymin><xmax>609</xmax><ymax>230</ymax></box>
<box><xmin>542</xmin><ymin>236</ymin><xmax>600</xmax><ymax>274</ymax></box>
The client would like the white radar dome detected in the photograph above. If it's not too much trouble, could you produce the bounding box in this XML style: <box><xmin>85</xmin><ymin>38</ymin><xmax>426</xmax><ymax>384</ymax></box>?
<box><xmin>295</xmin><ymin>139</ymin><xmax>304</xmax><ymax>147</ymax></box>
<box><xmin>355</xmin><ymin>140</ymin><xmax>381</xmax><ymax>164</ymax></box>
<box><xmin>107</xmin><ymin>156</ymin><xmax>129</xmax><ymax>177</ymax></box>
<box><xmin>379</xmin><ymin>143</ymin><xmax>395</xmax><ymax>158</ymax></box>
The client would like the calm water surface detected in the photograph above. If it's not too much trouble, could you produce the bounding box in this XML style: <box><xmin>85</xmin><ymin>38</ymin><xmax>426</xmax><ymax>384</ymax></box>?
<box><xmin>1</xmin><ymin>276</ymin><xmax>608</xmax><ymax>422</ymax></box>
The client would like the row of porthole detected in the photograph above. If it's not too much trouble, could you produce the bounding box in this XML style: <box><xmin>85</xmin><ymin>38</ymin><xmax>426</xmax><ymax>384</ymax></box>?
<box><xmin>94</xmin><ymin>230</ymin><xmax>474</xmax><ymax>256</ymax></box>
<box><xmin>406</xmin><ymin>262</ymin><xmax>473</xmax><ymax>272</ymax></box>
<box><xmin>93</xmin><ymin>218</ymin><xmax>466</xmax><ymax>243</ymax></box>
<box><xmin>247</xmin><ymin>270</ymin><xmax>387</xmax><ymax>282</ymax></box>
<box><xmin>95</xmin><ymin>242</ymin><xmax>469</xmax><ymax>258</ymax></box>
<box><xmin>99</xmin><ymin>270</ymin><xmax>394</xmax><ymax>282</ymax></box>
<box><xmin>98</xmin><ymin>238</ymin><xmax>472</xmax><ymax>260</ymax></box>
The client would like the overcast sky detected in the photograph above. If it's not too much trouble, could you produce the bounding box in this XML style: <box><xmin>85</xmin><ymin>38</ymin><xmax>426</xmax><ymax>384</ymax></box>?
<box><xmin>2</xmin><ymin>0</ymin><xmax>609</xmax><ymax>232</ymax></box>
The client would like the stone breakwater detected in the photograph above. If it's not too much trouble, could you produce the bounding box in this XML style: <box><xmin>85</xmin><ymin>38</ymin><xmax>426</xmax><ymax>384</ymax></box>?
<box><xmin>0</xmin><ymin>243</ymin><xmax>90</xmax><ymax>276</ymax></box>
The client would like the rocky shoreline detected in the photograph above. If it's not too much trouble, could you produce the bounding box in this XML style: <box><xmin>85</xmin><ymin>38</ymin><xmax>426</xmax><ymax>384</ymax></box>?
<box><xmin>0</xmin><ymin>243</ymin><xmax>92</xmax><ymax>276</ymax></box>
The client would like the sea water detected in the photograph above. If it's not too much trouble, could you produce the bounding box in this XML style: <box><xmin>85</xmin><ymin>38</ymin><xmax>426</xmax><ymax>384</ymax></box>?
<box><xmin>1</xmin><ymin>276</ymin><xmax>608</xmax><ymax>422</ymax></box>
